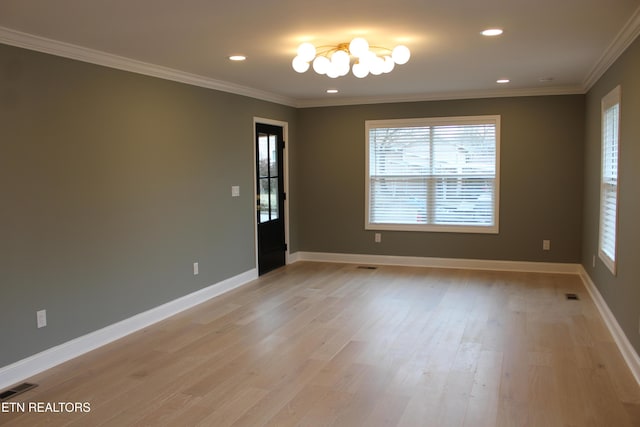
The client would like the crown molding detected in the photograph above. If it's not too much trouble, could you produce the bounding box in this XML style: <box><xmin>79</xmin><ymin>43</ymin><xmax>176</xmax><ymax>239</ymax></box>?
<box><xmin>294</xmin><ymin>85</ymin><xmax>585</xmax><ymax>108</ymax></box>
<box><xmin>0</xmin><ymin>26</ymin><xmax>297</xmax><ymax>107</ymax></box>
<box><xmin>583</xmin><ymin>5</ymin><xmax>640</xmax><ymax>91</ymax></box>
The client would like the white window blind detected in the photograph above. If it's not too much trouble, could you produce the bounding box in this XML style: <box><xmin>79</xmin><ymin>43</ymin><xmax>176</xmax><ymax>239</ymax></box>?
<box><xmin>599</xmin><ymin>86</ymin><xmax>621</xmax><ymax>275</ymax></box>
<box><xmin>366</xmin><ymin>116</ymin><xmax>500</xmax><ymax>233</ymax></box>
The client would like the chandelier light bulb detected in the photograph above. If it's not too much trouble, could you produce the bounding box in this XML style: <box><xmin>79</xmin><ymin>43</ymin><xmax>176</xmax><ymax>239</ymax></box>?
<box><xmin>297</xmin><ymin>42</ymin><xmax>317</xmax><ymax>62</ymax></box>
<box><xmin>313</xmin><ymin>56</ymin><xmax>330</xmax><ymax>74</ymax></box>
<box><xmin>326</xmin><ymin>64</ymin><xmax>340</xmax><ymax>78</ymax></box>
<box><xmin>352</xmin><ymin>61</ymin><xmax>369</xmax><ymax>78</ymax></box>
<box><xmin>370</xmin><ymin>56</ymin><xmax>385</xmax><ymax>75</ymax></box>
<box><xmin>331</xmin><ymin>51</ymin><xmax>350</xmax><ymax>76</ymax></box>
<box><xmin>382</xmin><ymin>56</ymin><xmax>395</xmax><ymax>73</ymax></box>
<box><xmin>392</xmin><ymin>45</ymin><xmax>411</xmax><ymax>65</ymax></box>
<box><xmin>360</xmin><ymin>50</ymin><xmax>376</xmax><ymax>67</ymax></box>
<box><xmin>338</xmin><ymin>61</ymin><xmax>350</xmax><ymax>76</ymax></box>
<box><xmin>292</xmin><ymin>56</ymin><xmax>310</xmax><ymax>73</ymax></box>
<box><xmin>331</xmin><ymin>50</ymin><xmax>350</xmax><ymax>68</ymax></box>
<box><xmin>349</xmin><ymin>37</ymin><xmax>369</xmax><ymax>58</ymax></box>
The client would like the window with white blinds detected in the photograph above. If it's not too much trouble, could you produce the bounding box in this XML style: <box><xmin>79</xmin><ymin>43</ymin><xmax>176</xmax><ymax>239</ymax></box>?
<box><xmin>599</xmin><ymin>86</ymin><xmax>621</xmax><ymax>275</ymax></box>
<box><xmin>365</xmin><ymin>116</ymin><xmax>500</xmax><ymax>233</ymax></box>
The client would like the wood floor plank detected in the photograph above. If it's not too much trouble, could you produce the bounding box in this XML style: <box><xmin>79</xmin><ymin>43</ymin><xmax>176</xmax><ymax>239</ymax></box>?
<box><xmin>463</xmin><ymin>350</ymin><xmax>502</xmax><ymax>427</ymax></box>
<box><xmin>1</xmin><ymin>262</ymin><xmax>638</xmax><ymax>427</ymax></box>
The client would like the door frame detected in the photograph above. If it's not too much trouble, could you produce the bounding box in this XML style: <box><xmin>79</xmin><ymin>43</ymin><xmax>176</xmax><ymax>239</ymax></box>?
<box><xmin>253</xmin><ymin>117</ymin><xmax>290</xmax><ymax>272</ymax></box>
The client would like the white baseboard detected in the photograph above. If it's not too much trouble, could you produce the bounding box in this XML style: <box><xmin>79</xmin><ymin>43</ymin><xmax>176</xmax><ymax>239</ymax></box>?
<box><xmin>287</xmin><ymin>251</ymin><xmax>302</xmax><ymax>264</ymax></box>
<box><xmin>578</xmin><ymin>266</ymin><xmax>640</xmax><ymax>386</ymax></box>
<box><xmin>292</xmin><ymin>251</ymin><xmax>581</xmax><ymax>274</ymax></box>
<box><xmin>0</xmin><ymin>268</ymin><xmax>257</xmax><ymax>390</ymax></box>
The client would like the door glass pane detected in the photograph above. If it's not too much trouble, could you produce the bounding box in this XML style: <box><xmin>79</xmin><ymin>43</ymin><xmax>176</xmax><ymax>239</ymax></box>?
<box><xmin>270</xmin><ymin>177</ymin><xmax>279</xmax><ymax>220</ymax></box>
<box><xmin>259</xmin><ymin>178</ymin><xmax>270</xmax><ymax>223</ymax></box>
<box><xmin>258</xmin><ymin>134</ymin><xmax>269</xmax><ymax>178</ymax></box>
<box><xmin>269</xmin><ymin>135</ymin><xmax>278</xmax><ymax>177</ymax></box>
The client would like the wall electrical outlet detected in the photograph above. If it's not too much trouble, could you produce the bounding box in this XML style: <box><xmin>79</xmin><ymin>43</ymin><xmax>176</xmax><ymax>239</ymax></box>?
<box><xmin>231</xmin><ymin>186</ymin><xmax>240</xmax><ymax>197</ymax></box>
<box><xmin>375</xmin><ymin>233</ymin><xmax>382</xmax><ymax>243</ymax></box>
<box><xmin>193</xmin><ymin>262</ymin><xmax>199</xmax><ymax>275</ymax></box>
<box><xmin>542</xmin><ymin>240</ymin><xmax>551</xmax><ymax>251</ymax></box>
<box><xmin>36</xmin><ymin>310</ymin><xmax>47</xmax><ymax>328</ymax></box>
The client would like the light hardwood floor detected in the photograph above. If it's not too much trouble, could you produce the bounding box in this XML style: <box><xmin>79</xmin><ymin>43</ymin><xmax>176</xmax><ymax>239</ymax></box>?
<box><xmin>1</xmin><ymin>262</ymin><xmax>639</xmax><ymax>426</ymax></box>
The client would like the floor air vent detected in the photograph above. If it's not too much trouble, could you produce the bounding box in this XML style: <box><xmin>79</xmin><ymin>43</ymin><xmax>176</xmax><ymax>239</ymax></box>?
<box><xmin>0</xmin><ymin>383</ymin><xmax>38</xmax><ymax>401</ymax></box>
<box><xmin>565</xmin><ymin>293</ymin><xmax>579</xmax><ymax>300</ymax></box>
<box><xmin>357</xmin><ymin>266</ymin><xmax>378</xmax><ymax>270</ymax></box>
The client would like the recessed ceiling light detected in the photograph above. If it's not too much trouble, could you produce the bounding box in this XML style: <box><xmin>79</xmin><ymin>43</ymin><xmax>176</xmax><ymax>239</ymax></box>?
<box><xmin>482</xmin><ymin>28</ymin><xmax>503</xmax><ymax>37</ymax></box>
<box><xmin>229</xmin><ymin>55</ymin><xmax>246</xmax><ymax>61</ymax></box>
<box><xmin>326</xmin><ymin>89</ymin><xmax>339</xmax><ymax>94</ymax></box>
<box><xmin>539</xmin><ymin>77</ymin><xmax>554</xmax><ymax>83</ymax></box>
<box><xmin>496</xmin><ymin>79</ymin><xmax>510</xmax><ymax>84</ymax></box>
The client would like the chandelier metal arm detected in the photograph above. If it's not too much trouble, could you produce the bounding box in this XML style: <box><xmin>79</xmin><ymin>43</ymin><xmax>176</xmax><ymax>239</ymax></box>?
<box><xmin>314</xmin><ymin>44</ymin><xmax>393</xmax><ymax>58</ymax></box>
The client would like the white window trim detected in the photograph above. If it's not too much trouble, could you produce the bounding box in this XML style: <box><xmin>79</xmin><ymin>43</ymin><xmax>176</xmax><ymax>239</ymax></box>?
<box><xmin>365</xmin><ymin>115</ymin><xmax>500</xmax><ymax>234</ymax></box>
<box><xmin>598</xmin><ymin>86</ymin><xmax>621</xmax><ymax>275</ymax></box>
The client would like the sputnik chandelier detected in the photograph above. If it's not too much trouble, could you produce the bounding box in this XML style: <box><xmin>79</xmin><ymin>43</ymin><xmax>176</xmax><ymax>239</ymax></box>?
<box><xmin>292</xmin><ymin>37</ymin><xmax>410</xmax><ymax>78</ymax></box>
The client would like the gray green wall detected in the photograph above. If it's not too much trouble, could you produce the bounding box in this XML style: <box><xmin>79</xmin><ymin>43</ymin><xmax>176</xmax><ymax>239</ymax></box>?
<box><xmin>296</xmin><ymin>96</ymin><xmax>585</xmax><ymax>262</ymax></box>
<box><xmin>0</xmin><ymin>43</ymin><xmax>297</xmax><ymax>366</ymax></box>
<box><xmin>582</xmin><ymin>35</ymin><xmax>640</xmax><ymax>354</ymax></box>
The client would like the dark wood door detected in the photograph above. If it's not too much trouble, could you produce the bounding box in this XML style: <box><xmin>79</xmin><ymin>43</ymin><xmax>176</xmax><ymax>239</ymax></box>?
<box><xmin>256</xmin><ymin>123</ymin><xmax>285</xmax><ymax>275</ymax></box>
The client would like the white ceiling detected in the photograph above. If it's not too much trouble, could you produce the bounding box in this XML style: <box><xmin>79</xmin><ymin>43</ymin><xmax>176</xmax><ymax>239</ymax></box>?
<box><xmin>1</xmin><ymin>0</ymin><xmax>639</xmax><ymax>107</ymax></box>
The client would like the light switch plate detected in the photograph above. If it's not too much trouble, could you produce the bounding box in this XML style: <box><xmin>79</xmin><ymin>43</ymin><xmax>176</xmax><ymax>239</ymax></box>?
<box><xmin>231</xmin><ymin>186</ymin><xmax>240</xmax><ymax>197</ymax></box>
<box><xmin>37</xmin><ymin>310</ymin><xmax>47</xmax><ymax>328</ymax></box>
